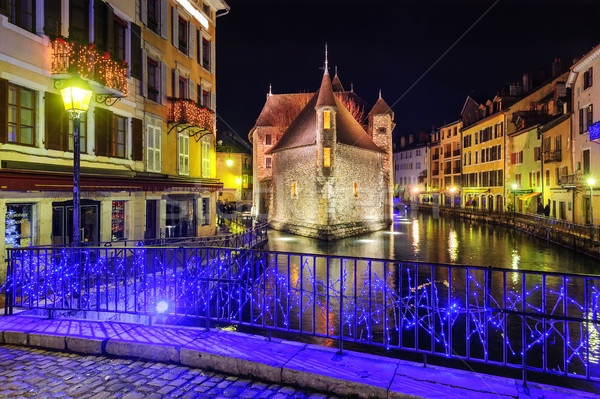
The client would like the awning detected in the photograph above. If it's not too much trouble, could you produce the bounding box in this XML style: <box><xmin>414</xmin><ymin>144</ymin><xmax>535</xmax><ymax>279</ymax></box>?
<box><xmin>518</xmin><ymin>192</ymin><xmax>541</xmax><ymax>201</ymax></box>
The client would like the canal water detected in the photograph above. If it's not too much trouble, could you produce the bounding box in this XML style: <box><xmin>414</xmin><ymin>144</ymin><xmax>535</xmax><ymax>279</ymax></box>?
<box><xmin>253</xmin><ymin>209</ymin><xmax>600</xmax><ymax>387</ymax></box>
<box><xmin>265</xmin><ymin>208</ymin><xmax>598</xmax><ymax>274</ymax></box>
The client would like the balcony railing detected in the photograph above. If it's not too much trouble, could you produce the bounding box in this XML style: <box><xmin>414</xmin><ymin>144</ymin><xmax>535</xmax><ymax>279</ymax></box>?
<box><xmin>444</xmin><ymin>167</ymin><xmax>451</xmax><ymax>174</ymax></box>
<box><xmin>558</xmin><ymin>174</ymin><xmax>582</xmax><ymax>187</ymax></box>
<box><xmin>167</xmin><ymin>98</ymin><xmax>214</xmax><ymax>134</ymax></box>
<box><xmin>51</xmin><ymin>37</ymin><xmax>128</xmax><ymax>95</ymax></box>
<box><xmin>432</xmin><ymin>169</ymin><xmax>439</xmax><ymax>176</ymax></box>
<box><xmin>432</xmin><ymin>154</ymin><xmax>440</xmax><ymax>160</ymax></box>
<box><xmin>453</xmin><ymin>149</ymin><xmax>461</xmax><ymax>156</ymax></box>
<box><xmin>543</xmin><ymin>150</ymin><xmax>562</xmax><ymax>163</ymax></box>
<box><xmin>453</xmin><ymin>165</ymin><xmax>461</xmax><ymax>174</ymax></box>
<box><xmin>444</xmin><ymin>151</ymin><xmax>451</xmax><ymax>158</ymax></box>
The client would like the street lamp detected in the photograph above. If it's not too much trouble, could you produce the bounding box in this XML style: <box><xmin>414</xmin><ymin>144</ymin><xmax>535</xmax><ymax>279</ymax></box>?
<box><xmin>588</xmin><ymin>178</ymin><xmax>596</xmax><ymax>225</ymax></box>
<box><xmin>449</xmin><ymin>186</ymin><xmax>457</xmax><ymax>209</ymax></box>
<box><xmin>511</xmin><ymin>183</ymin><xmax>518</xmax><ymax>217</ymax></box>
<box><xmin>412</xmin><ymin>187</ymin><xmax>419</xmax><ymax>204</ymax></box>
<box><xmin>59</xmin><ymin>76</ymin><xmax>93</xmax><ymax>246</ymax></box>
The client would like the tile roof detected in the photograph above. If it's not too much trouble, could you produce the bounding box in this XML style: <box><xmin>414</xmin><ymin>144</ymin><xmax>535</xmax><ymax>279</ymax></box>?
<box><xmin>254</xmin><ymin>93</ymin><xmax>313</xmax><ymax>127</ymax></box>
<box><xmin>332</xmin><ymin>74</ymin><xmax>344</xmax><ymax>92</ymax></box>
<box><xmin>369</xmin><ymin>96</ymin><xmax>394</xmax><ymax>116</ymax></box>
<box><xmin>316</xmin><ymin>72</ymin><xmax>337</xmax><ymax>108</ymax></box>
<box><xmin>266</xmin><ymin>90</ymin><xmax>384</xmax><ymax>154</ymax></box>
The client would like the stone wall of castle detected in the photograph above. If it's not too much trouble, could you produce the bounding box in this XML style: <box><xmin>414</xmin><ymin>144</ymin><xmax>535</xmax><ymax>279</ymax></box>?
<box><xmin>269</xmin><ymin>143</ymin><xmax>387</xmax><ymax>240</ymax></box>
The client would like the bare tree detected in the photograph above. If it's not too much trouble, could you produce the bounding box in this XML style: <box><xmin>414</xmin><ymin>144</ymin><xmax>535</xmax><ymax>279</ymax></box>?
<box><xmin>263</xmin><ymin>94</ymin><xmax>310</xmax><ymax>132</ymax></box>
<box><xmin>336</xmin><ymin>93</ymin><xmax>366</xmax><ymax>125</ymax></box>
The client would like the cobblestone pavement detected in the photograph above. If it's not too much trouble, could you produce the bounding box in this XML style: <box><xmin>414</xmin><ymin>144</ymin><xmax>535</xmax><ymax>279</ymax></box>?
<box><xmin>0</xmin><ymin>345</ymin><xmax>340</xmax><ymax>399</ymax></box>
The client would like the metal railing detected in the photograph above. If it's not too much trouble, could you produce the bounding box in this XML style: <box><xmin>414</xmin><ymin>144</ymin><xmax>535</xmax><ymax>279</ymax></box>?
<box><xmin>3</xmin><ymin>247</ymin><xmax>600</xmax><ymax>384</ymax></box>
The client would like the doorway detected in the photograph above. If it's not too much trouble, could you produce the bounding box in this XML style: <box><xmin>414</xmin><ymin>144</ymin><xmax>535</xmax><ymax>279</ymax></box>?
<box><xmin>52</xmin><ymin>200</ymin><xmax>100</xmax><ymax>245</ymax></box>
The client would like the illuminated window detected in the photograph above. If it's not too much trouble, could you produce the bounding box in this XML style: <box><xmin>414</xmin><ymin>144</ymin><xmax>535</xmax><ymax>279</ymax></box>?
<box><xmin>323</xmin><ymin>110</ymin><xmax>331</xmax><ymax>129</ymax></box>
<box><xmin>323</xmin><ymin>148</ymin><xmax>330</xmax><ymax>167</ymax></box>
<box><xmin>291</xmin><ymin>181</ymin><xmax>297</xmax><ymax>198</ymax></box>
<box><xmin>353</xmin><ymin>181</ymin><xmax>358</xmax><ymax>197</ymax></box>
<box><xmin>316</xmin><ymin>149</ymin><xmax>319</xmax><ymax>165</ymax></box>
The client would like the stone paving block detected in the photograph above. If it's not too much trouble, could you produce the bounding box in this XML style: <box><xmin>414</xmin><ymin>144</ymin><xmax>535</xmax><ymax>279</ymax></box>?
<box><xmin>180</xmin><ymin>330</ymin><xmax>306</xmax><ymax>384</ymax></box>
<box><xmin>388</xmin><ymin>373</ymin><xmax>514</xmax><ymax>399</ymax></box>
<box><xmin>105</xmin><ymin>325</ymin><xmax>206</xmax><ymax>363</ymax></box>
<box><xmin>28</xmin><ymin>332</ymin><xmax>66</xmax><ymax>350</ymax></box>
<box><xmin>281</xmin><ymin>345</ymin><xmax>398</xmax><ymax>399</ymax></box>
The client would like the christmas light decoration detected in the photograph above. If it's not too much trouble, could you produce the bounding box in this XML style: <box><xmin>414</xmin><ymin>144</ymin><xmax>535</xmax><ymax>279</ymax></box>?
<box><xmin>51</xmin><ymin>37</ymin><xmax>128</xmax><ymax>95</ymax></box>
<box><xmin>167</xmin><ymin>97</ymin><xmax>214</xmax><ymax>134</ymax></box>
<box><xmin>3</xmin><ymin>246</ymin><xmax>600</xmax><ymax>383</ymax></box>
<box><xmin>4</xmin><ymin>209</ymin><xmax>20</xmax><ymax>247</ymax></box>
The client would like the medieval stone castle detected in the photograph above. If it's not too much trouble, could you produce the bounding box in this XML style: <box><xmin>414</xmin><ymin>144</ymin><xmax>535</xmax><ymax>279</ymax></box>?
<box><xmin>249</xmin><ymin>58</ymin><xmax>395</xmax><ymax>240</ymax></box>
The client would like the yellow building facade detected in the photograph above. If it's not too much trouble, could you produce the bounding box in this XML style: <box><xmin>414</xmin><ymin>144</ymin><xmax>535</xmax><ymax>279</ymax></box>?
<box><xmin>0</xmin><ymin>0</ymin><xmax>229</xmax><ymax>277</ymax></box>
<box><xmin>460</xmin><ymin>97</ymin><xmax>506</xmax><ymax>211</ymax></box>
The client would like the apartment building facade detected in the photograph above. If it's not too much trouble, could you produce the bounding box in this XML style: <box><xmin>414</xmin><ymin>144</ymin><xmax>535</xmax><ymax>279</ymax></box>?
<box><xmin>0</xmin><ymin>0</ymin><xmax>229</xmax><ymax>275</ymax></box>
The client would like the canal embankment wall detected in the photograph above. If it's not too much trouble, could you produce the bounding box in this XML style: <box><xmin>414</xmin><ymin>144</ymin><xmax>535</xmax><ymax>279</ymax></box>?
<box><xmin>417</xmin><ymin>204</ymin><xmax>600</xmax><ymax>260</ymax></box>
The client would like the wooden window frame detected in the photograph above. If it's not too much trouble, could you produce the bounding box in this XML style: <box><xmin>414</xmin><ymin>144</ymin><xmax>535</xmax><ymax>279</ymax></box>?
<box><xmin>111</xmin><ymin>114</ymin><xmax>126</xmax><ymax>158</ymax></box>
<box><xmin>7</xmin><ymin>83</ymin><xmax>36</xmax><ymax>146</ymax></box>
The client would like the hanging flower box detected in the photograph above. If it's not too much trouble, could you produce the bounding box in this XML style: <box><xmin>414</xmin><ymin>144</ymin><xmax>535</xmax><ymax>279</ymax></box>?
<box><xmin>167</xmin><ymin>97</ymin><xmax>214</xmax><ymax>133</ymax></box>
<box><xmin>51</xmin><ymin>37</ymin><xmax>128</xmax><ymax>95</ymax></box>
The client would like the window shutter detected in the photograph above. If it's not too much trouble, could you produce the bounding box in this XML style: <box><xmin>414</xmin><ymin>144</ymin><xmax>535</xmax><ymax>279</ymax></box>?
<box><xmin>141</xmin><ymin>0</ymin><xmax>147</xmax><ymax>26</ymax></box>
<box><xmin>173</xmin><ymin>69</ymin><xmax>179</xmax><ymax>97</ymax></box>
<box><xmin>45</xmin><ymin>92</ymin><xmax>67</xmax><ymax>150</ymax></box>
<box><xmin>131</xmin><ymin>117</ymin><xmax>143</xmax><ymax>161</ymax></box>
<box><xmin>590</xmin><ymin>67</ymin><xmax>593</xmax><ymax>88</ymax></box>
<box><xmin>0</xmin><ymin>78</ymin><xmax>7</xmax><ymax>143</ymax></box>
<box><xmin>105</xmin><ymin>4</ymin><xmax>114</xmax><ymax>55</ymax></box>
<box><xmin>189</xmin><ymin>26</ymin><xmax>195</xmax><ymax>60</ymax></box>
<box><xmin>142</xmin><ymin>50</ymin><xmax>148</xmax><ymax>97</ymax></box>
<box><xmin>94</xmin><ymin>0</ymin><xmax>106</xmax><ymax>50</ymax></box>
<box><xmin>130</xmin><ymin>23</ymin><xmax>142</xmax><ymax>80</ymax></box>
<box><xmin>147</xmin><ymin>126</ymin><xmax>154</xmax><ymax>171</ymax></box>
<box><xmin>579</xmin><ymin>108</ymin><xmax>584</xmax><ymax>134</ymax></box>
<box><xmin>171</xmin><ymin>7</ymin><xmax>178</xmax><ymax>47</ymax></box>
<box><xmin>189</xmin><ymin>80</ymin><xmax>195</xmax><ymax>102</ymax></box>
<box><xmin>589</xmin><ymin>104</ymin><xmax>594</xmax><ymax>129</ymax></box>
<box><xmin>155</xmin><ymin>127</ymin><xmax>161</xmax><ymax>171</ymax></box>
<box><xmin>211</xmin><ymin>39</ymin><xmax>215</xmax><ymax>73</ymax></box>
<box><xmin>160</xmin><ymin>0</ymin><xmax>168</xmax><ymax>39</ymax></box>
<box><xmin>211</xmin><ymin>92</ymin><xmax>216</xmax><ymax>111</ymax></box>
<box><xmin>161</xmin><ymin>62</ymin><xmax>168</xmax><ymax>104</ymax></box>
<box><xmin>95</xmin><ymin>107</ymin><xmax>112</xmax><ymax>156</ymax></box>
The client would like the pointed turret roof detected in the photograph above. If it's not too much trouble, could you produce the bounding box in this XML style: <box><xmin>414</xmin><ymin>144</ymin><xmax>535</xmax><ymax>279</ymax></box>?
<box><xmin>369</xmin><ymin>92</ymin><xmax>394</xmax><ymax>117</ymax></box>
<box><xmin>266</xmin><ymin>89</ymin><xmax>384</xmax><ymax>154</ymax></box>
<box><xmin>315</xmin><ymin>70</ymin><xmax>337</xmax><ymax>108</ymax></box>
<box><xmin>332</xmin><ymin>67</ymin><xmax>344</xmax><ymax>92</ymax></box>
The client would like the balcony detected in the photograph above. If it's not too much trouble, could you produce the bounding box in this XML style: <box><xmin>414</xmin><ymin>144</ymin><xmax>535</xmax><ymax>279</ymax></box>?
<box><xmin>167</xmin><ymin>98</ymin><xmax>214</xmax><ymax>135</ymax></box>
<box><xmin>432</xmin><ymin>153</ymin><xmax>440</xmax><ymax>161</ymax></box>
<box><xmin>444</xmin><ymin>167</ymin><xmax>451</xmax><ymax>174</ymax></box>
<box><xmin>453</xmin><ymin>165</ymin><xmax>461</xmax><ymax>174</ymax></box>
<box><xmin>51</xmin><ymin>37</ymin><xmax>128</xmax><ymax>97</ymax></box>
<box><xmin>559</xmin><ymin>174</ymin><xmax>582</xmax><ymax>187</ymax></box>
<box><xmin>444</xmin><ymin>151</ymin><xmax>451</xmax><ymax>158</ymax></box>
<box><xmin>543</xmin><ymin>150</ymin><xmax>562</xmax><ymax>163</ymax></box>
<box><xmin>432</xmin><ymin>169</ymin><xmax>439</xmax><ymax>176</ymax></box>
<box><xmin>453</xmin><ymin>149</ymin><xmax>461</xmax><ymax>156</ymax></box>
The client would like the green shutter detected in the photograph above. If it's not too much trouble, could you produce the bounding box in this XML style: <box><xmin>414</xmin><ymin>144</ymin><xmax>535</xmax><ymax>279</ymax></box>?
<box><xmin>95</xmin><ymin>107</ymin><xmax>112</xmax><ymax>156</ymax></box>
<box><xmin>0</xmin><ymin>78</ymin><xmax>7</xmax><ymax>143</ymax></box>
<box><xmin>131</xmin><ymin>117</ymin><xmax>143</xmax><ymax>161</ymax></box>
<box><xmin>45</xmin><ymin>92</ymin><xmax>68</xmax><ymax>150</ymax></box>
<box><xmin>131</xmin><ymin>23</ymin><xmax>142</xmax><ymax>80</ymax></box>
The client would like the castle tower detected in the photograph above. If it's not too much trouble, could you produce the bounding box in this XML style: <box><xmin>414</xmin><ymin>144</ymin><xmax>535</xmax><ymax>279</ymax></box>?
<box><xmin>369</xmin><ymin>91</ymin><xmax>395</xmax><ymax>223</ymax></box>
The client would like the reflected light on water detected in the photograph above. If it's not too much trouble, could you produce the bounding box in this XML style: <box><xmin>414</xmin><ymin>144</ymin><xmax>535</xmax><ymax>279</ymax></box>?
<box><xmin>383</xmin><ymin>231</ymin><xmax>403</xmax><ymax>235</ymax></box>
<box><xmin>356</xmin><ymin>239</ymin><xmax>376</xmax><ymax>244</ymax></box>
<box><xmin>412</xmin><ymin>219</ymin><xmax>420</xmax><ymax>254</ymax></box>
<box><xmin>511</xmin><ymin>249</ymin><xmax>521</xmax><ymax>284</ymax></box>
<box><xmin>448</xmin><ymin>229</ymin><xmax>458</xmax><ymax>262</ymax></box>
<box><xmin>275</xmin><ymin>237</ymin><xmax>299</xmax><ymax>242</ymax></box>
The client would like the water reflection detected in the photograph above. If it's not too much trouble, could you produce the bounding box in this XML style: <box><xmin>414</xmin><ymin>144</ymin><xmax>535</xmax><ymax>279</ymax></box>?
<box><xmin>266</xmin><ymin>211</ymin><xmax>596</xmax><ymax>274</ymax></box>
<box><xmin>448</xmin><ymin>229</ymin><xmax>458</xmax><ymax>262</ymax></box>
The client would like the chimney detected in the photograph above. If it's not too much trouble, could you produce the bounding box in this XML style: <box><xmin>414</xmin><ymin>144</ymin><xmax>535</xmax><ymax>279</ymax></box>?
<box><xmin>408</xmin><ymin>134</ymin><xmax>414</xmax><ymax>144</ymax></box>
<box><xmin>509</xmin><ymin>83</ymin><xmax>522</xmax><ymax>97</ymax></box>
<box><xmin>400</xmin><ymin>136</ymin><xmax>406</xmax><ymax>147</ymax></box>
<box><xmin>552</xmin><ymin>58</ymin><xmax>562</xmax><ymax>77</ymax></box>
<box><xmin>522</xmin><ymin>73</ymin><xmax>531</xmax><ymax>93</ymax></box>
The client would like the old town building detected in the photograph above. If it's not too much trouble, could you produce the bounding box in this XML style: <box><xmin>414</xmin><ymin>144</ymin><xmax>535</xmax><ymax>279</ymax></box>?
<box><xmin>250</xmin><ymin>62</ymin><xmax>394</xmax><ymax>239</ymax></box>
<box><xmin>394</xmin><ymin>133</ymin><xmax>428</xmax><ymax>203</ymax></box>
<box><xmin>567</xmin><ymin>46</ymin><xmax>599</xmax><ymax>225</ymax></box>
<box><xmin>428</xmin><ymin>120</ymin><xmax>462</xmax><ymax>206</ymax></box>
<box><xmin>0</xmin><ymin>0</ymin><xmax>229</xmax><ymax>275</ymax></box>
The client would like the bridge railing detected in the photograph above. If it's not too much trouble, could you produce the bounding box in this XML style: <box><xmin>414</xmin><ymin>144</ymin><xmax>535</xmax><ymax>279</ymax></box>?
<box><xmin>3</xmin><ymin>247</ymin><xmax>600</xmax><ymax>384</ymax></box>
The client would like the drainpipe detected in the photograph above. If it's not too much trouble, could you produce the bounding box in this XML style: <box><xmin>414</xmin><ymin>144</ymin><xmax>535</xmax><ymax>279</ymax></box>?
<box><xmin>216</xmin><ymin>6</ymin><xmax>230</xmax><ymax>18</ymax></box>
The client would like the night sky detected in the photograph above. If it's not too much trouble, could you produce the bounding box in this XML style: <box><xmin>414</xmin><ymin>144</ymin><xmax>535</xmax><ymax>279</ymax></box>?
<box><xmin>216</xmin><ymin>0</ymin><xmax>600</xmax><ymax>143</ymax></box>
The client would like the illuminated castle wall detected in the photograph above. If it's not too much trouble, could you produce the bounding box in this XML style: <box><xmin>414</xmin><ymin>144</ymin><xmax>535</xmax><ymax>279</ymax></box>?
<box><xmin>252</xmin><ymin>64</ymin><xmax>394</xmax><ymax>240</ymax></box>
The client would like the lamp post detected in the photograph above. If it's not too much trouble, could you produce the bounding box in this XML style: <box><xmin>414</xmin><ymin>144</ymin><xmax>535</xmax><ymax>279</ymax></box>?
<box><xmin>412</xmin><ymin>187</ymin><xmax>419</xmax><ymax>205</ymax></box>
<box><xmin>588</xmin><ymin>178</ymin><xmax>596</xmax><ymax>225</ymax></box>
<box><xmin>59</xmin><ymin>77</ymin><xmax>93</xmax><ymax>246</ymax></box>
<box><xmin>512</xmin><ymin>183</ymin><xmax>518</xmax><ymax>218</ymax></box>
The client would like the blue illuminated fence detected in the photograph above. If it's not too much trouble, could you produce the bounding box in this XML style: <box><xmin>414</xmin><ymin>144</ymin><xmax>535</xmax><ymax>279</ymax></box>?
<box><xmin>3</xmin><ymin>246</ymin><xmax>600</xmax><ymax>383</ymax></box>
